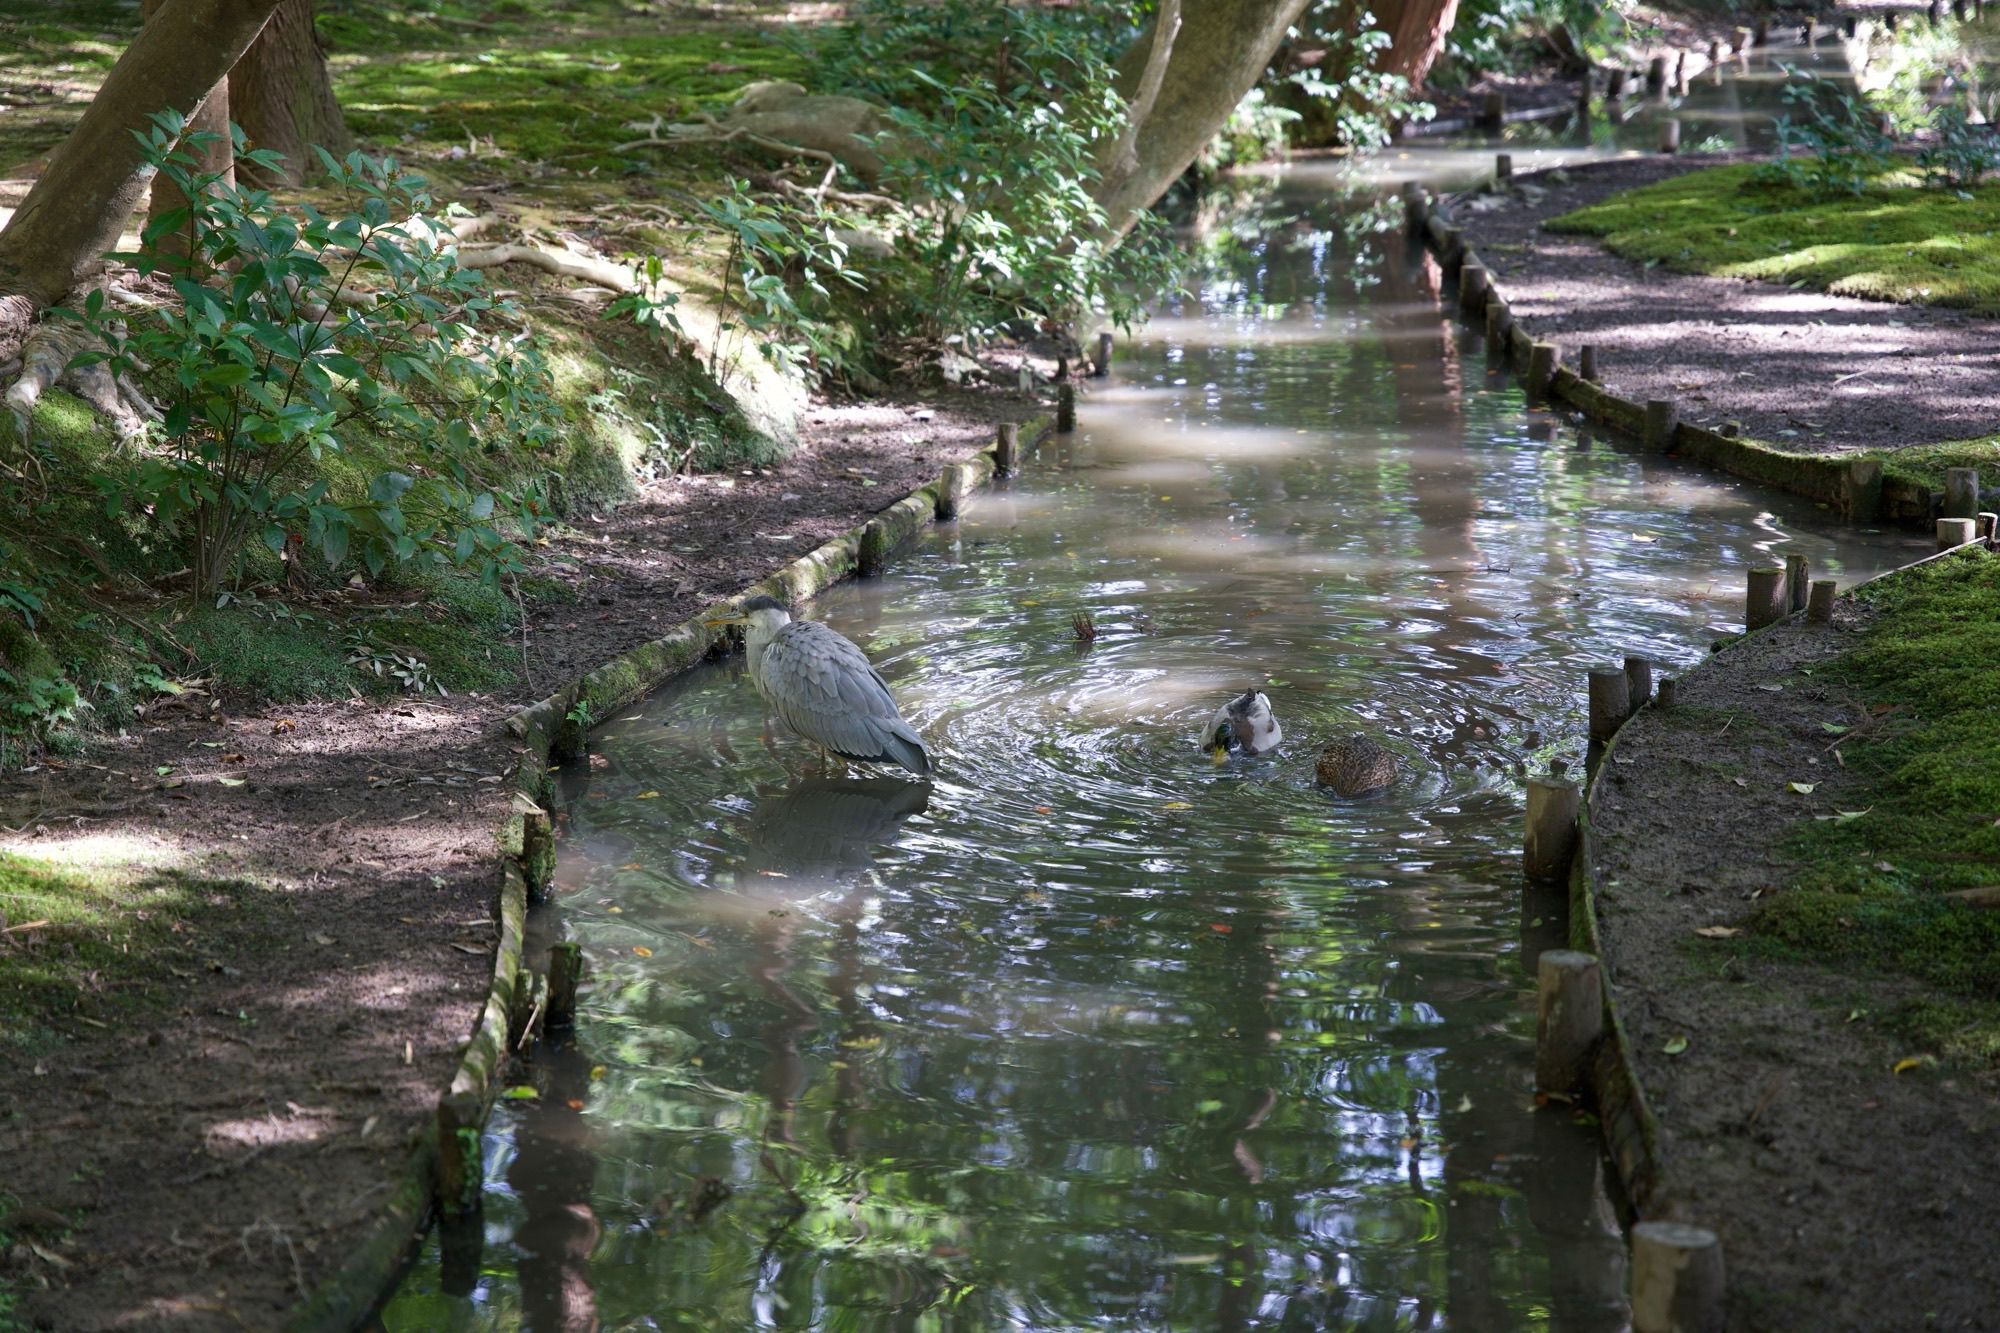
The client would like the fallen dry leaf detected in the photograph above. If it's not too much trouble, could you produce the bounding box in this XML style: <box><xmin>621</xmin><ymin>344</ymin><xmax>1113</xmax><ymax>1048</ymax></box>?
<box><xmin>1694</xmin><ymin>925</ymin><xmax>1740</xmax><ymax>939</ymax></box>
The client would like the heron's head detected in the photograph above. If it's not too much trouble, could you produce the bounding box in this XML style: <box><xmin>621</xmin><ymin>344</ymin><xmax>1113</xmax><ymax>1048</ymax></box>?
<box><xmin>705</xmin><ymin>594</ymin><xmax>794</xmax><ymax>637</ymax></box>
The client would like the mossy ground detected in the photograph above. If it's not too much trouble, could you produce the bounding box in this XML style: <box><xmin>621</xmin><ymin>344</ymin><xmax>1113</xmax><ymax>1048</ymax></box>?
<box><xmin>1548</xmin><ymin>162</ymin><xmax>2000</xmax><ymax>315</ymax></box>
<box><xmin>0</xmin><ymin>851</ymin><xmax>272</xmax><ymax>1058</ymax></box>
<box><xmin>1746</xmin><ymin>551</ymin><xmax>2000</xmax><ymax>1067</ymax></box>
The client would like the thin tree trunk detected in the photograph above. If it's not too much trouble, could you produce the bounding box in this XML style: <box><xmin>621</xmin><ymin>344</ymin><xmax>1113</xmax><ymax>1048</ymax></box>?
<box><xmin>1377</xmin><ymin>0</ymin><xmax>1462</xmax><ymax>89</ymax></box>
<box><xmin>142</xmin><ymin>0</ymin><xmax>235</xmax><ymax>262</ymax></box>
<box><xmin>230</xmin><ymin>0</ymin><xmax>352</xmax><ymax>186</ymax></box>
<box><xmin>0</xmin><ymin>0</ymin><xmax>283</xmax><ymax>357</ymax></box>
<box><xmin>1092</xmin><ymin>0</ymin><xmax>1314</xmax><ymax>240</ymax></box>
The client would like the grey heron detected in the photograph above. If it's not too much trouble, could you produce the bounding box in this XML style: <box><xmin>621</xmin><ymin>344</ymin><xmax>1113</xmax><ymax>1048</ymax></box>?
<box><xmin>706</xmin><ymin>595</ymin><xmax>932</xmax><ymax>778</ymax></box>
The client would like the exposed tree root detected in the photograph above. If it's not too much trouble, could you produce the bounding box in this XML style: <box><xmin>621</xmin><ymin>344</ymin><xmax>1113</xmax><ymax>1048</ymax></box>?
<box><xmin>5</xmin><ymin>301</ymin><xmax>156</xmax><ymax>445</ymax></box>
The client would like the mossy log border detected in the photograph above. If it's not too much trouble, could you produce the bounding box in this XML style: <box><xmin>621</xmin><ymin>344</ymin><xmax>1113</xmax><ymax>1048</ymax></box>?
<box><xmin>287</xmin><ymin>410</ymin><xmax>1053</xmax><ymax>1328</ymax></box>
<box><xmin>1408</xmin><ymin>183</ymin><xmax>1935</xmax><ymax>528</ymax></box>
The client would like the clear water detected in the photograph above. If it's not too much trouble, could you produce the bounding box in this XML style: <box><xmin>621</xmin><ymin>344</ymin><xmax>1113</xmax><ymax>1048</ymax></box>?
<box><xmin>382</xmin><ymin>53</ymin><xmax>1924</xmax><ymax>1333</ymax></box>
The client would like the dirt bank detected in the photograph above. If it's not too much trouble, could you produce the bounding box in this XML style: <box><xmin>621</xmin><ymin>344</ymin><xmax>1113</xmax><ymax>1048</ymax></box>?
<box><xmin>0</xmin><ymin>380</ymin><xmax>1044</xmax><ymax>1331</ymax></box>
<box><xmin>1584</xmin><ymin>582</ymin><xmax>2000</xmax><ymax>1329</ymax></box>
<box><xmin>1452</xmin><ymin>154</ymin><xmax>2000</xmax><ymax>452</ymax></box>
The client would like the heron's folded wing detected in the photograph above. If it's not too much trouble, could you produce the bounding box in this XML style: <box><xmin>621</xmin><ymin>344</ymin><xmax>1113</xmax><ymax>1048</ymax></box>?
<box><xmin>761</xmin><ymin>622</ymin><xmax>913</xmax><ymax>761</ymax></box>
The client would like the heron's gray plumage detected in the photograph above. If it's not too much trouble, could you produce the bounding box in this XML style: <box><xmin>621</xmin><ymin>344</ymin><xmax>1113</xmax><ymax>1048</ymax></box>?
<box><xmin>732</xmin><ymin>599</ymin><xmax>931</xmax><ymax>777</ymax></box>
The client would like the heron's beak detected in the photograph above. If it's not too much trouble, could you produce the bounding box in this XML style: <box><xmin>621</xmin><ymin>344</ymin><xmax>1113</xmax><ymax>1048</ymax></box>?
<box><xmin>703</xmin><ymin>611</ymin><xmax>748</xmax><ymax>629</ymax></box>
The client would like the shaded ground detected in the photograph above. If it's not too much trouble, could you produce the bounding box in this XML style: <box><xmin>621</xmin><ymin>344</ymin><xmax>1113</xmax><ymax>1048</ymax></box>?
<box><xmin>0</xmin><ymin>383</ymin><xmax>1041</xmax><ymax>1330</ymax></box>
<box><xmin>1451</xmin><ymin>154</ymin><xmax>2000</xmax><ymax>453</ymax></box>
<box><xmin>1587</xmin><ymin>588</ymin><xmax>2000</xmax><ymax>1330</ymax></box>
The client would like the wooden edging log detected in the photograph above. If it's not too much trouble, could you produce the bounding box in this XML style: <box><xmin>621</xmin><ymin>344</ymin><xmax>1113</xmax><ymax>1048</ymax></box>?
<box><xmin>288</xmin><ymin>409</ymin><xmax>1055</xmax><ymax>1326</ymax></box>
<box><xmin>1404</xmin><ymin>189</ymin><xmax>1943</xmax><ymax>529</ymax></box>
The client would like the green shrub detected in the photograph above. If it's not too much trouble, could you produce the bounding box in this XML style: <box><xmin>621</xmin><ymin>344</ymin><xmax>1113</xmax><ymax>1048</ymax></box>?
<box><xmin>1757</xmin><ymin>67</ymin><xmax>1892</xmax><ymax>197</ymax></box>
<box><xmin>60</xmin><ymin>113</ymin><xmax>563</xmax><ymax>601</ymax></box>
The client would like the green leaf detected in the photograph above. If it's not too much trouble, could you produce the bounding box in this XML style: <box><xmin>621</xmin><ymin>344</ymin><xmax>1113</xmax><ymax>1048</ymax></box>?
<box><xmin>1663</xmin><ymin>1035</ymin><xmax>1690</xmax><ymax>1056</ymax></box>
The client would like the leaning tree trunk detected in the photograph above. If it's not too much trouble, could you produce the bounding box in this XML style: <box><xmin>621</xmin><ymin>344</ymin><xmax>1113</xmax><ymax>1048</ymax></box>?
<box><xmin>229</xmin><ymin>0</ymin><xmax>352</xmax><ymax>186</ymax></box>
<box><xmin>1377</xmin><ymin>0</ymin><xmax>1462</xmax><ymax>90</ymax></box>
<box><xmin>0</xmin><ymin>0</ymin><xmax>283</xmax><ymax>358</ymax></box>
<box><xmin>1092</xmin><ymin>0</ymin><xmax>1315</xmax><ymax>240</ymax></box>
<box><xmin>142</xmin><ymin>0</ymin><xmax>236</xmax><ymax>262</ymax></box>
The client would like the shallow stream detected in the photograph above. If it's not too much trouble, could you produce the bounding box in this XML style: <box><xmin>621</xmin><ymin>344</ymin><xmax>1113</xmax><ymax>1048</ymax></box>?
<box><xmin>384</xmin><ymin>47</ymin><xmax>1923</xmax><ymax>1333</ymax></box>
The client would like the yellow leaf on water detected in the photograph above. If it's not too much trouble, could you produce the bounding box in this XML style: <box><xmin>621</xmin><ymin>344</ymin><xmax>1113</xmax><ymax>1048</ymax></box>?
<box><xmin>1163</xmin><ymin>801</ymin><xmax>1194</xmax><ymax>811</ymax></box>
<box><xmin>632</xmin><ymin>946</ymin><xmax>653</xmax><ymax>958</ymax></box>
<box><xmin>636</xmin><ymin>790</ymin><xmax>661</xmax><ymax>800</ymax></box>
<box><xmin>590</xmin><ymin>1065</ymin><xmax>607</xmax><ymax>1080</ymax></box>
<box><xmin>1892</xmin><ymin>1056</ymin><xmax>1929</xmax><ymax>1075</ymax></box>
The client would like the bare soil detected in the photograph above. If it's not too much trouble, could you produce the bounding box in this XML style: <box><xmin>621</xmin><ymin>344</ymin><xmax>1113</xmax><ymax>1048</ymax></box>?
<box><xmin>1453</xmin><ymin>154</ymin><xmax>2000</xmax><ymax>451</ymax></box>
<box><xmin>0</xmin><ymin>380</ymin><xmax>1041</xmax><ymax>1330</ymax></box>
<box><xmin>1588</xmin><ymin>604</ymin><xmax>2000</xmax><ymax>1330</ymax></box>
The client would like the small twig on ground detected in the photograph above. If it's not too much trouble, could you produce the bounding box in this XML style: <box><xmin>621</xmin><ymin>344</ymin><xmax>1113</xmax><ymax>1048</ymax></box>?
<box><xmin>511</xmin><ymin>574</ymin><xmax>534</xmax><ymax>693</ymax></box>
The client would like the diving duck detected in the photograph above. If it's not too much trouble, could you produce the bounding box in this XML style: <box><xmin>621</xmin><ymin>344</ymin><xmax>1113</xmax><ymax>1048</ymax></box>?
<box><xmin>1199</xmin><ymin>689</ymin><xmax>1283</xmax><ymax>757</ymax></box>
<box><xmin>1316</xmin><ymin>734</ymin><xmax>1398</xmax><ymax>797</ymax></box>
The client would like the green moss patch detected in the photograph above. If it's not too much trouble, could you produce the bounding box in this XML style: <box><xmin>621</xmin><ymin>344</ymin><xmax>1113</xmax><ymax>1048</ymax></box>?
<box><xmin>0</xmin><ymin>853</ymin><xmax>249</xmax><ymax>1056</ymax></box>
<box><xmin>1549</xmin><ymin>163</ymin><xmax>2000</xmax><ymax>315</ymax></box>
<box><xmin>333</xmin><ymin>28</ymin><xmax>807</xmax><ymax>176</ymax></box>
<box><xmin>1749</xmin><ymin>551</ymin><xmax>2000</xmax><ymax>1065</ymax></box>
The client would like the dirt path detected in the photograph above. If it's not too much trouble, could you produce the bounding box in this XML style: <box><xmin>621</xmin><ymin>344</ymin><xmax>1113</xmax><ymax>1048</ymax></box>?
<box><xmin>1454</xmin><ymin>154</ymin><xmax>2000</xmax><ymax>451</ymax></box>
<box><xmin>0</xmin><ymin>382</ymin><xmax>1039</xmax><ymax>1330</ymax></box>
<box><xmin>1587</xmin><ymin>603</ymin><xmax>2000</xmax><ymax>1329</ymax></box>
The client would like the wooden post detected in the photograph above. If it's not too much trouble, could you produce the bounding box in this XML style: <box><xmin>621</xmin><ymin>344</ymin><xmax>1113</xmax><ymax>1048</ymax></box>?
<box><xmin>1579</xmin><ymin>344</ymin><xmax>1599</xmax><ymax>382</ymax></box>
<box><xmin>1642</xmin><ymin>399</ymin><xmax>1678</xmax><ymax>451</ymax></box>
<box><xmin>1459</xmin><ymin>262</ymin><xmax>1490</xmax><ymax>315</ymax></box>
<box><xmin>1802</xmin><ymin>15</ymin><xmax>1817</xmax><ymax>44</ymax></box>
<box><xmin>1745</xmin><ymin>565</ymin><xmax>1787</xmax><ymax>630</ymax></box>
<box><xmin>1929</xmin><ymin>0</ymin><xmax>1943</xmax><ymax>23</ymax></box>
<box><xmin>1094</xmin><ymin>330</ymin><xmax>1113</xmax><ymax>378</ymax></box>
<box><xmin>1480</xmin><ymin>89</ymin><xmax>1506</xmax><ymax>127</ymax></box>
<box><xmin>1844</xmin><ymin>14</ymin><xmax>1858</xmax><ymax>35</ymax></box>
<box><xmin>1535</xmin><ymin>949</ymin><xmax>1604</xmax><ymax>1095</ymax></box>
<box><xmin>998</xmin><ymin>420</ymin><xmax>1023</xmax><ymax>472</ymax></box>
<box><xmin>1784</xmin><ymin>552</ymin><xmax>1809</xmax><ymax>613</ymax></box>
<box><xmin>1495</xmin><ymin>151</ymin><xmax>1514</xmax><ymax>180</ymax></box>
<box><xmin>1402</xmin><ymin>180</ymin><xmax>1427</xmax><ymax>233</ymax></box>
<box><xmin>1885</xmin><ymin>10</ymin><xmax>1899</xmax><ymax>30</ymax></box>
<box><xmin>935</xmin><ymin>461</ymin><xmax>968</xmax><ymax>521</ymax></box>
<box><xmin>1938</xmin><ymin>517</ymin><xmax>1978</xmax><ymax>550</ymax></box>
<box><xmin>1484</xmin><ymin>301</ymin><xmax>1512</xmax><ymax>343</ymax></box>
<box><xmin>1978</xmin><ymin>512</ymin><xmax>1998</xmax><ymax>543</ymax></box>
<box><xmin>1732</xmin><ymin>25</ymin><xmax>1752</xmax><ymax>51</ymax></box>
<box><xmin>1606</xmin><ymin>66</ymin><xmax>1628</xmax><ymax>99</ymax></box>
<box><xmin>1624</xmin><ymin>654</ymin><xmax>1654</xmax><ymax>714</ymax></box>
<box><xmin>1806</xmin><ymin>579</ymin><xmax>1837</xmax><ymax>624</ymax></box>
<box><xmin>1657</xmin><ymin>676</ymin><xmax>1677</xmax><ymax>709</ymax></box>
<box><xmin>1754</xmin><ymin>18</ymin><xmax>1770</xmax><ymax>44</ymax></box>
<box><xmin>1588</xmin><ymin>667</ymin><xmax>1630</xmax><ymax>742</ymax></box>
<box><xmin>1441</xmin><ymin>225</ymin><xmax>1465</xmax><ymax>273</ymax></box>
<box><xmin>1843</xmin><ymin>458</ymin><xmax>1883</xmax><ymax>521</ymax></box>
<box><xmin>1632</xmin><ymin>1221</ymin><xmax>1725</xmax><ymax>1333</ymax></box>
<box><xmin>1673</xmin><ymin>52</ymin><xmax>1689</xmax><ymax>94</ymax></box>
<box><xmin>1523</xmin><ymin>777</ymin><xmax>1581</xmax><ymax>882</ymax></box>
<box><xmin>1646</xmin><ymin>54</ymin><xmax>1668</xmax><ymax>92</ymax></box>
<box><xmin>436</xmin><ymin>1088</ymin><xmax>485</xmax><ymax>1219</ymax></box>
<box><xmin>1527</xmin><ymin>342</ymin><xmax>1558</xmax><ymax>399</ymax></box>
<box><xmin>547</xmin><ymin>941</ymin><xmax>584</xmax><ymax>1030</ymax></box>
<box><xmin>1659</xmin><ymin>118</ymin><xmax>1681</xmax><ymax>153</ymax></box>
<box><xmin>1944</xmin><ymin>466</ymin><xmax>1980</xmax><ymax>518</ymax></box>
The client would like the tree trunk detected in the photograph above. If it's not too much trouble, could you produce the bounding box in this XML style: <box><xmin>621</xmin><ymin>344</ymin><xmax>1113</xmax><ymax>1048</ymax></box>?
<box><xmin>230</xmin><ymin>0</ymin><xmax>352</xmax><ymax>186</ymax></box>
<box><xmin>141</xmin><ymin>0</ymin><xmax>236</xmax><ymax>262</ymax></box>
<box><xmin>0</xmin><ymin>0</ymin><xmax>283</xmax><ymax>357</ymax></box>
<box><xmin>1093</xmin><ymin>0</ymin><xmax>1315</xmax><ymax>240</ymax></box>
<box><xmin>1377</xmin><ymin>0</ymin><xmax>1462</xmax><ymax>90</ymax></box>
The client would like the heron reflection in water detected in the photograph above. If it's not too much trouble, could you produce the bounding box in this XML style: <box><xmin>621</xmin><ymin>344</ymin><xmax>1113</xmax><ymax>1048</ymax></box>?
<box><xmin>738</xmin><ymin>775</ymin><xmax>932</xmax><ymax>890</ymax></box>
